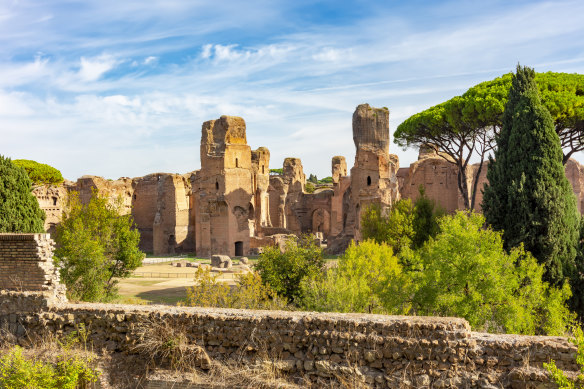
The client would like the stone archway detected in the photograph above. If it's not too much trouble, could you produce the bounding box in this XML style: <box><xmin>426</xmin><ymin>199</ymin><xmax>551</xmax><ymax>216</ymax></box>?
<box><xmin>311</xmin><ymin>208</ymin><xmax>330</xmax><ymax>238</ymax></box>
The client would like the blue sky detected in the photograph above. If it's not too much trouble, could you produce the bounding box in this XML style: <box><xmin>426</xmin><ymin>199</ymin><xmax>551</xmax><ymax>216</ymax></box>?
<box><xmin>2</xmin><ymin>0</ymin><xmax>584</xmax><ymax>180</ymax></box>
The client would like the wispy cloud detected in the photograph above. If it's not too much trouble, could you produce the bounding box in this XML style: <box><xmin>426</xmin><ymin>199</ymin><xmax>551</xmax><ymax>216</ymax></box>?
<box><xmin>78</xmin><ymin>54</ymin><xmax>119</xmax><ymax>81</ymax></box>
<box><xmin>1</xmin><ymin>0</ymin><xmax>583</xmax><ymax>180</ymax></box>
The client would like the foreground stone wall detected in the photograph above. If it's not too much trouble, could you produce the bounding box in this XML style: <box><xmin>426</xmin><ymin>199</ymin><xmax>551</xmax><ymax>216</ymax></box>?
<box><xmin>0</xmin><ymin>232</ymin><xmax>579</xmax><ymax>388</ymax></box>
<box><xmin>0</xmin><ymin>296</ymin><xmax>577</xmax><ymax>388</ymax></box>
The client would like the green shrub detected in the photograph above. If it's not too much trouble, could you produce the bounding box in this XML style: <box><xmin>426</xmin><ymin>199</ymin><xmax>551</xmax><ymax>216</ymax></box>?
<box><xmin>305</xmin><ymin>182</ymin><xmax>315</xmax><ymax>193</ymax></box>
<box><xmin>255</xmin><ymin>236</ymin><xmax>324</xmax><ymax>303</ymax></box>
<box><xmin>0</xmin><ymin>346</ymin><xmax>99</xmax><ymax>389</ymax></box>
<box><xmin>55</xmin><ymin>190</ymin><xmax>144</xmax><ymax>302</ymax></box>
<box><xmin>12</xmin><ymin>159</ymin><xmax>64</xmax><ymax>186</ymax></box>
<box><xmin>269</xmin><ymin>168</ymin><xmax>283</xmax><ymax>175</ymax></box>
<box><xmin>318</xmin><ymin>176</ymin><xmax>333</xmax><ymax>184</ymax></box>
<box><xmin>360</xmin><ymin>200</ymin><xmax>415</xmax><ymax>257</ymax></box>
<box><xmin>412</xmin><ymin>211</ymin><xmax>574</xmax><ymax>335</ymax></box>
<box><xmin>300</xmin><ymin>240</ymin><xmax>410</xmax><ymax>314</ymax></box>
<box><xmin>545</xmin><ymin>325</ymin><xmax>584</xmax><ymax>388</ymax></box>
<box><xmin>0</xmin><ymin>155</ymin><xmax>45</xmax><ymax>233</ymax></box>
<box><xmin>412</xmin><ymin>186</ymin><xmax>444</xmax><ymax>249</ymax></box>
<box><xmin>182</xmin><ymin>267</ymin><xmax>287</xmax><ymax>310</ymax></box>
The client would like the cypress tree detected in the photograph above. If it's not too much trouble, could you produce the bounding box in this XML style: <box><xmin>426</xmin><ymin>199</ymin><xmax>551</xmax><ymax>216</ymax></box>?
<box><xmin>482</xmin><ymin>65</ymin><xmax>579</xmax><ymax>286</ymax></box>
<box><xmin>0</xmin><ymin>155</ymin><xmax>45</xmax><ymax>233</ymax></box>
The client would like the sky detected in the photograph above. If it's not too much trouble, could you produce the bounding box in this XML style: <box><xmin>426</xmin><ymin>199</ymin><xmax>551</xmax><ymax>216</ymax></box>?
<box><xmin>1</xmin><ymin>0</ymin><xmax>584</xmax><ymax>181</ymax></box>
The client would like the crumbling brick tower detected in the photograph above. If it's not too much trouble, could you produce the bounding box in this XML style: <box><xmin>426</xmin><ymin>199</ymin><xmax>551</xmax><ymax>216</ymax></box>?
<box><xmin>193</xmin><ymin>116</ymin><xmax>255</xmax><ymax>257</ymax></box>
<box><xmin>251</xmin><ymin>147</ymin><xmax>272</xmax><ymax>232</ymax></box>
<box><xmin>342</xmin><ymin>104</ymin><xmax>400</xmax><ymax>242</ymax></box>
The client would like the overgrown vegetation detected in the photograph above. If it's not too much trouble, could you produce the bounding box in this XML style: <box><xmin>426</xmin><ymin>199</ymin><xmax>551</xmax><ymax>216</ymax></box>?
<box><xmin>545</xmin><ymin>325</ymin><xmax>584</xmax><ymax>388</ymax></box>
<box><xmin>255</xmin><ymin>236</ymin><xmax>324</xmax><ymax>303</ymax></box>
<box><xmin>55</xmin><ymin>190</ymin><xmax>144</xmax><ymax>302</ymax></box>
<box><xmin>0</xmin><ymin>327</ymin><xmax>100</xmax><ymax>389</ymax></box>
<box><xmin>300</xmin><ymin>209</ymin><xmax>573</xmax><ymax>335</ymax></box>
<box><xmin>0</xmin><ymin>155</ymin><xmax>45</xmax><ymax>233</ymax></box>
<box><xmin>12</xmin><ymin>159</ymin><xmax>64</xmax><ymax>186</ymax></box>
<box><xmin>300</xmin><ymin>240</ymin><xmax>410</xmax><ymax>314</ymax></box>
<box><xmin>360</xmin><ymin>187</ymin><xmax>443</xmax><ymax>260</ymax></box>
<box><xmin>182</xmin><ymin>267</ymin><xmax>288</xmax><ymax>310</ymax></box>
<box><xmin>411</xmin><ymin>212</ymin><xmax>573</xmax><ymax>335</ymax></box>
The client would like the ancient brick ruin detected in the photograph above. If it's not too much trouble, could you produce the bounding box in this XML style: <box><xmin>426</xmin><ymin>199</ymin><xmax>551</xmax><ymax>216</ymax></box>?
<box><xmin>0</xmin><ymin>233</ymin><xmax>579</xmax><ymax>388</ymax></box>
<box><xmin>32</xmin><ymin>103</ymin><xmax>584</xmax><ymax>255</ymax></box>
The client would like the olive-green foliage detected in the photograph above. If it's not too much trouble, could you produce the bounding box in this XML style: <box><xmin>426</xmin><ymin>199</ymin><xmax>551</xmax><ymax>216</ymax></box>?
<box><xmin>0</xmin><ymin>346</ymin><xmax>99</xmax><ymax>389</ymax></box>
<box><xmin>0</xmin><ymin>155</ymin><xmax>45</xmax><ymax>233</ymax></box>
<box><xmin>360</xmin><ymin>193</ymin><xmax>442</xmax><ymax>260</ymax></box>
<box><xmin>412</xmin><ymin>211</ymin><xmax>573</xmax><ymax>335</ymax></box>
<box><xmin>305</xmin><ymin>182</ymin><xmax>315</xmax><ymax>193</ymax></box>
<box><xmin>308</xmin><ymin>174</ymin><xmax>318</xmax><ymax>184</ymax></box>
<box><xmin>55</xmin><ymin>191</ymin><xmax>144</xmax><ymax>302</ymax></box>
<box><xmin>255</xmin><ymin>236</ymin><xmax>324</xmax><ymax>303</ymax></box>
<box><xmin>269</xmin><ymin>168</ymin><xmax>283</xmax><ymax>175</ymax></box>
<box><xmin>394</xmin><ymin>71</ymin><xmax>584</xmax><ymax>209</ymax></box>
<box><xmin>12</xmin><ymin>159</ymin><xmax>64</xmax><ymax>186</ymax></box>
<box><xmin>318</xmin><ymin>176</ymin><xmax>333</xmax><ymax>184</ymax></box>
<box><xmin>300</xmin><ymin>240</ymin><xmax>410</xmax><ymax>314</ymax></box>
<box><xmin>183</xmin><ymin>267</ymin><xmax>287</xmax><ymax>310</ymax></box>
<box><xmin>482</xmin><ymin>65</ymin><xmax>579</xmax><ymax>287</ymax></box>
<box><xmin>360</xmin><ymin>200</ymin><xmax>415</xmax><ymax>257</ymax></box>
<box><xmin>545</xmin><ymin>325</ymin><xmax>584</xmax><ymax>388</ymax></box>
<box><xmin>412</xmin><ymin>186</ymin><xmax>445</xmax><ymax>249</ymax></box>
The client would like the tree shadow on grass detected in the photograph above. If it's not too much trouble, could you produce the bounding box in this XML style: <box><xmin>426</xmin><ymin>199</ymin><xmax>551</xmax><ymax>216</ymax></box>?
<box><xmin>135</xmin><ymin>286</ymin><xmax>188</xmax><ymax>306</ymax></box>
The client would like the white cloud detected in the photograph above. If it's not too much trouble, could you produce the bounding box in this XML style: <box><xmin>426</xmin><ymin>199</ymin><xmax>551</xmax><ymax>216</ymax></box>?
<box><xmin>78</xmin><ymin>54</ymin><xmax>118</xmax><ymax>81</ymax></box>
<box><xmin>143</xmin><ymin>56</ymin><xmax>157</xmax><ymax>65</ymax></box>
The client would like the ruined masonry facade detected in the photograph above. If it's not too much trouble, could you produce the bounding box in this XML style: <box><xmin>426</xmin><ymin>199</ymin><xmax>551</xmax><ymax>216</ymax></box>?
<box><xmin>32</xmin><ymin>104</ymin><xmax>584</xmax><ymax>255</ymax></box>
<box><xmin>0</xmin><ymin>233</ymin><xmax>579</xmax><ymax>388</ymax></box>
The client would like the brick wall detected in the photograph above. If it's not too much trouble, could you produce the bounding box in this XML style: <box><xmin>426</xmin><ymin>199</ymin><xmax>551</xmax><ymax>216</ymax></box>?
<box><xmin>0</xmin><ymin>233</ymin><xmax>66</xmax><ymax>301</ymax></box>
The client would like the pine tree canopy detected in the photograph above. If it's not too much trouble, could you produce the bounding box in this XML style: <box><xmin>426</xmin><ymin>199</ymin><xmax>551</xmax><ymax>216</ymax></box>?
<box><xmin>482</xmin><ymin>66</ymin><xmax>579</xmax><ymax>286</ymax></box>
<box><xmin>393</xmin><ymin>71</ymin><xmax>584</xmax><ymax>210</ymax></box>
<box><xmin>0</xmin><ymin>155</ymin><xmax>45</xmax><ymax>233</ymax></box>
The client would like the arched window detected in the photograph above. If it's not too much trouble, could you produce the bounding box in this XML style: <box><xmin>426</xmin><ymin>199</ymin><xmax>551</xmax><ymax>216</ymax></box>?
<box><xmin>367</xmin><ymin>176</ymin><xmax>372</xmax><ymax>186</ymax></box>
<box><xmin>215</xmin><ymin>181</ymin><xmax>219</xmax><ymax>190</ymax></box>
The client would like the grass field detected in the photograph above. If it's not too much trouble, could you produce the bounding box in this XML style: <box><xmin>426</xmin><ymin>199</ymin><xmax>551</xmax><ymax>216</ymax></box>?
<box><xmin>115</xmin><ymin>258</ymin><xmax>248</xmax><ymax>305</ymax></box>
<box><xmin>116</xmin><ymin>254</ymin><xmax>338</xmax><ymax>306</ymax></box>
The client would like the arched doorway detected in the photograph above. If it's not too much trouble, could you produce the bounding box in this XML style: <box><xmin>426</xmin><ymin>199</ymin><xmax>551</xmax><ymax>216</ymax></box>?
<box><xmin>234</xmin><ymin>241</ymin><xmax>243</xmax><ymax>256</ymax></box>
<box><xmin>311</xmin><ymin>208</ymin><xmax>330</xmax><ymax>238</ymax></box>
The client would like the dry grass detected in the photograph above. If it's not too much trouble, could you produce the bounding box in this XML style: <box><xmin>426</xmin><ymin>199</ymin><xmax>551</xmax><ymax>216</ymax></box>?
<box><xmin>0</xmin><ymin>320</ymin><xmax>374</xmax><ymax>389</ymax></box>
<box><xmin>129</xmin><ymin>318</ymin><xmax>373</xmax><ymax>389</ymax></box>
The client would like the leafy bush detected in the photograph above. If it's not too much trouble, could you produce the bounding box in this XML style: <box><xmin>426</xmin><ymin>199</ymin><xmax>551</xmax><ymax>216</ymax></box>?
<box><xmin>182</xmin><ymin>267</ymin><xmax>287</xmax><ymax>310</ymax></box>
<box><xmin>412</xmin><ymin>186</ymin><xmax>444</xmax><ymax>249</ymax></box>
<box><xmin>300</xmin><ymin>240</ymin><xmax>410</xmax><ymax>314</ymax></box>
<box><xmin>304</xmin><ymin>182</ymin><xmax>315</xmax><ymax>193</ymax></box>
<box><xmin>360</xmin><ymin>200</ymin><xmax>415</xmax><ymax>257</ymax></box>
<box><xmin>55</xmin><ymin>190</ymin><xmax>144</xmax><ymax>302</ymax></box>
<box><xmin>307</xmin><ymin>174</ymin><xmax>318</xmax><ymax>184</ymax></box>
<box><xmin>269</xmin><ymin>168</ymin><xmax>283</xmax><ymax>175</ymax></box>
<box><xmin>255</xmin><ymin>236</ymin><xmax>324</xmax><ymax>303</ymax></box>
<box><xmin>318</xmin><ymin>176</ymin><xmax>333</xmax><ymax>184</ymax></box>
<box><xmin>412</xmin><ymin>211</ymin><xmax>574</xmax><ymax>335</ymax></box>
<box><xmin>0</xmin><ymin>155</ymin><xmax>45</xmax><ymax>233</ymax></box>
<box><xmin>0</xmin><ymin>346</ymin><xmax>99</xmax><ymax>389</ymax></box>
<box><xmin>12</xmin><ymin>159</ymin><xmax>64</xmax><ymax>186</ymax></box>
<box><xmin>545</xmin><ymin>325</ymin><xmax>584</xmax><ymax>388</ymax></box>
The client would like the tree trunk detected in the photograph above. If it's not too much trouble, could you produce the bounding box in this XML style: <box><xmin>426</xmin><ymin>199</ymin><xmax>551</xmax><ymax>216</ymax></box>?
<box><xmin>456</xmin><ymin>165</ymin><xmax>471</xmax><ymax>210</ymax></box>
